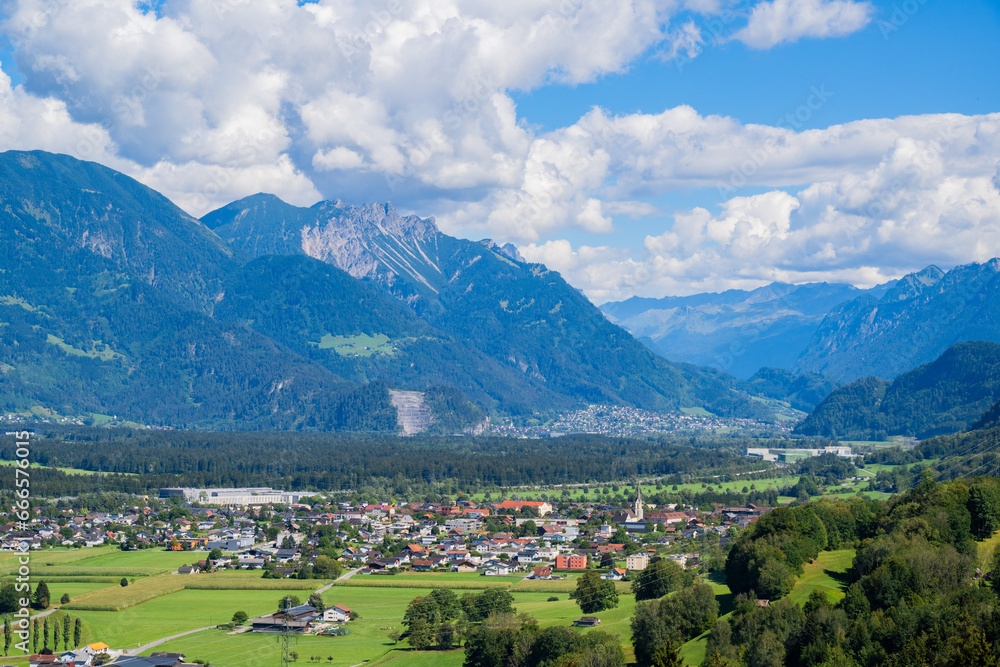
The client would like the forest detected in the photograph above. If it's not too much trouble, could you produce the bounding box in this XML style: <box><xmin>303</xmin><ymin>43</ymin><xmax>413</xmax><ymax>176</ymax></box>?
<box><xmin>0</xmin><ymin>425</ymin><xmax>804</xmax><ymax>498</ymax></box>
<box><xmin>689</xmin><ymin>473</ymin><xmax>1000</xmax><ymax>667</ymax></box>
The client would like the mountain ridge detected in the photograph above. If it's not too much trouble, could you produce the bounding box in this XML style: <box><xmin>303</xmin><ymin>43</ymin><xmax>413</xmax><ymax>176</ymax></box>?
<box><xmin>0</xmin><ymin>150</ymin><xmax>774</xmax><ymax>428</ymax></box>
<box><xmin>794</xmin><ymin>340</ymin><xmax>1000</xmax><ymax>440</ymax></box>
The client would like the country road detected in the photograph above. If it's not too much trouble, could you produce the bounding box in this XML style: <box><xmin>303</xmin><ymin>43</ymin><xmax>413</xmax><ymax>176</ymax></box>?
<box><xmin>124</xmin><ymin>625</ymin><xmax>217</xmax><ymax>657</ymax></box>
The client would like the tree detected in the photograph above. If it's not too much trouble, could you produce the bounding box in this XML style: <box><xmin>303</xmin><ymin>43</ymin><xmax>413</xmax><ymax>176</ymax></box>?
<box><xmin>436</xmin><ymin>621</ymin><xmax>455</xmax><ymax>650</ymax></box>
<box><xmin>969</xmin><ymin>483</ymin><xmax>1000</xmax><ymax>540</ymax></box>
<box><xmin>632</xmin><ymin>560</ymin><xmax>690</xmax><ymax>602</ymax></box>
<box><xmin>651</xmin><ymin>638</ymin><xmax>685</xmax><ymax>667</ymax></box>
<box><xmin>408</xmin><ymin>617</ymin><xmax>435</xmax><ymax>650</ymax></box>
<box><xmin>279</xmin><ymin>596</ymin><xmax>302</xmax><ymax>610</ymax></box>
<box><xmin>43</xmin><ymin>617</ymin><xmax>49</xmax><ymax>650</ymax></box>
<box><xmin>33</xmin><ymin>581</ymin><xmax>50</xmax><ymax>609</ymax></box>
<box><xmin>232</xmin><ymin>610</ymin><xmax>249</xmax><ymax>625</ymax></box>
<box><xmin>63</xmin><ymin>615</ymin><xmax>71</xmax><ymax>649</ymax></box>
<box><xmin>4</xmin><ymin>615</ymin><xmax>12</xmax><ymax>656</ymax></box>
<box><xmin>575</xmin><ymin>571</ymin><xmax>618</xmax><ymax>614</ymax></box>
<box><xmin>31</xmin><ymin>618</ymin><xmax>38</xmax><ymax>653</ymax></box>
<box><xmin>60</xmin><ymin>593</ymin><xmax>70</xmax><ymax>605</ymax></box>
<box><xmin>53</xmin><ymin>615</ymin><xmax>61</xmax><ymax>651</ymax></box>
<box><xmin>462</xmin><ymin>589</ymin><xmax>515</xmax><ymax>623</ymax></box>
<box><xmin>120</xmin><ymin>578</ymin><xmax>129</xmax><ymax>587</ymax></box>
<box><xmin>312</xmin><ymin>555</ymin><xmax>342</xmax><ymax>579</ymax></box>
<box><xmin>208</xmin><ymin>548</ymin><xmax>223</xmax><ymax>561</ymax></box>
<box><xmin>0</xmin><ymin>583</ymin><xmax>16</xmax><ymax>614</ymax></box>
<box><xmin>307</xmin><ymin>593</ymin><xmax>326</xmax><ymax>612</ymax></box>
<box><xmin>74</xmin><ymin>618</ymin><xmax>82</xmax><ymax>648</ymax></box>
<box><xmin>756</xmin><ymin>558</ymin><xmax>794</xmax><ymax>600</ymax></box>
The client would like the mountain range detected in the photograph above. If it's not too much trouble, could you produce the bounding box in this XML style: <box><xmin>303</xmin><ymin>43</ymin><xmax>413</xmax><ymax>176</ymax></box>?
<box><xmin>603</xmin><ymin>260</ymin><xmax>1000</xmax><ymax>385</ymax></box>
<box><xmin>0</xmin><ymin>150</ymin><xmax>772</xmax><ymax>431</ymax></box>
<box><xmin>601</xmin><ymin>282</ymin><xmax>892</xmax><ymax>380</ymax></box>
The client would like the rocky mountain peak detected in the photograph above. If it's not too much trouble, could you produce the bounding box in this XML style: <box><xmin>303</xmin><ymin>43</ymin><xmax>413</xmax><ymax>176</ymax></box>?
<box><xmin>311</xmin><ymin>199</ymin><xmax>439</xmax><ymax>241</ymax></box>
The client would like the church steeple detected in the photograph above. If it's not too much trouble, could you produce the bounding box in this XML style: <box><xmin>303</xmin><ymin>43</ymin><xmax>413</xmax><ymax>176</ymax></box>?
<box><xmin>634</xmin><ymin>485</ymin><xmax>643</xmax><ymax>522</ymax></box>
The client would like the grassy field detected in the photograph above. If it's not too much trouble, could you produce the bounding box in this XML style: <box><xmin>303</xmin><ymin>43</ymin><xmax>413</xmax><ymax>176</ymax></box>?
<box><xmin>63</xmin><ymin>574</ymin><xmax>189</xmax><ymax>611</ymax></box>
<box><xmin>58</xmin><ymin>549</ymin><xmax>202</xmax><ymax>570</ymax></box>
<box><xmin>46</xmin><ymin>333</ymin><xmax>122</xmax><ymax>361</ymax></box>
<box><xmin>315</xmin><ymin>333</ymin><xmax>394</xmax><ymax>357</ymax></box>
<box><xmin>73</xmin><ymin>587</ymin><xmax>331</xmax><ymax>650</ymax></box>
<box><xmin>43</xmin><ymin>579</ymin><xmax>119</xmax><ymax>603</ymax></box>
<box><xmin>0</xmin><ymin>547</ymin><xmax>218</xmax><ymax>578</ymax></box>
<box><xmin>787</xmin><ymin>549</ymin><xmax>856</xmax><ymax>606</ymax></box>
<box><xmin>148</xmin><ymin>586</ymin><xmax>639</xmax><ymax>667</ymax></box>
<box><xmin>150</xmin><ymin>586</ymin><xmax>443</xmax><ymax>667</ymax></box>
<box><xmin>0</xmin><ymin>459</ymin><xmax>136</xmax><ymax>476</ymax></box>
<box><xmin>977</xmin><ymin>530</ymin><xmax>1000</xmax><ymax>567</ymax></box>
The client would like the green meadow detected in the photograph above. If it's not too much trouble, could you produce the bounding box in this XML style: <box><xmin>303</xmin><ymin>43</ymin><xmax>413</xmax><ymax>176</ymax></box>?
<box><xmin>148</xmin><ymin>587</ymin><xmax>639</xmax><ymax>667</ymax></box>
<box><xmin>315</xmin><ymin>333</ymin><xmax>394</xmax><ymax>357</ymax></box>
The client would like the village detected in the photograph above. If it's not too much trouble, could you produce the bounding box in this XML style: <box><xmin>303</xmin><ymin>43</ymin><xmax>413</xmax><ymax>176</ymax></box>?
<box><xmin>1</xmin><ymin>483</ymin><xmax>774</xmax><ymax>666</ymax></box>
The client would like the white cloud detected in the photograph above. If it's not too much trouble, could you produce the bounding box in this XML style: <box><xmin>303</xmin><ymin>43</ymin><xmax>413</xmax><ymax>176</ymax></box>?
<box><xmin>0</xmin><ymin>0</ymin><xmax>997</xmax><ymax>304</ymax></box>
<box><xmin>733</xmin><ymin>0</ymin><xmax>873</xmax><ymax>48</ymax></box>
<box><xmin>524</xmin><ymin>140</ymin><xmax>1000</xmax><ymax>301</ymax></box>
<box><xmin>313</xmin><ymin>147</ymin><xmax>366</xmax><ymax>171</ymax></box>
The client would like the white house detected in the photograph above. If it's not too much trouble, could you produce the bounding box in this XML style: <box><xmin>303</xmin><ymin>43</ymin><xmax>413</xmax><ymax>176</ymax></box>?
<box><xmin>324</xmin><ymin>604</ymin><xmax>352</xmax><ymax>623</ymax></box>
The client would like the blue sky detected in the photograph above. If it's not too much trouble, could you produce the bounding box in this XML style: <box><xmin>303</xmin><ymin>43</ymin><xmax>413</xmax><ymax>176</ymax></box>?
<box><xmin>512</xmin><ymin>0</ymin><xmax>1000</xmax><ymax>253</ymax></box>
<box><xmin>1</xmin><ymin>0</ymin><xmax>999</xmax><ymax>300</ymax></box>
<box><xmin>516</xmin><ymin>1</ymin><xmax>1000</xmax><ymax>132</ymax></box>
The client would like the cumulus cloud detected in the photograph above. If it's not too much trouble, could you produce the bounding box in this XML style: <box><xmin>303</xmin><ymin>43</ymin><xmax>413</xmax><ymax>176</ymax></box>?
<box><xmin>733</xmin><ymin>0</ymin><xmax>873</xmax><ymax>48</ymax></box>
<box><xmin>0</xmin><ymin>0</ymin><xmax>691</xmax><ymax>214</ymax></box>
<box><xmin>0</xmin><ymin>0</ymin><xmax>996</xmax><ymax>305</ymax></box>
<box><xmin>523</xmin><ymin>136</ymin><xmax>1000</xmax><ymax>302</ymax></box>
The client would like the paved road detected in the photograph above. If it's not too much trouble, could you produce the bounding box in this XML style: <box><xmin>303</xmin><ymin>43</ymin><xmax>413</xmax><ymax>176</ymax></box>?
<box><xmin>124</xmin><ymin>625</ymin><xmax>217</xmax><ymax>656</ymax></box>
<box><xmin>316</xmin><ymin>567</ymin><xmax>361</xmax><ymax>594</ymax></box>
<box><xmin>0</xmin><ymin>606</ymin><xmax>59</xmax><ymax>631</ymax></box>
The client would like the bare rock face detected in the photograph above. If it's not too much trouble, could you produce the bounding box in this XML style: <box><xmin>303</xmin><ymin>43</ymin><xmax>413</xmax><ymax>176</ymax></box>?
<box><xmin>210</xmin><ymin>195</ymin><xmax>448</xmax><ymax>308</ymax></box>
<box><xmin>301</xmin><ymin>201</ymin><xmax>443</xmax><ymax>296</ymax></box>
<box><xmin>389</xmin><ymin>390</ymin><xmax>434</xmax><ymax>436</ymax></box>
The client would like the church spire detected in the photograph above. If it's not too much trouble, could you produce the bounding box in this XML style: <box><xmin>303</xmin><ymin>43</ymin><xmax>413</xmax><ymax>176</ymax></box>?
<box><xmin>634</xmin><ymin>484</ymin><xmax>643</xmax><ymax>522</ymax></box>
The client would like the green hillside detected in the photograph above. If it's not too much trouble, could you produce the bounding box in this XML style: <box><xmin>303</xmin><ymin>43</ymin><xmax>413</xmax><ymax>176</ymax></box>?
<box><xmin>795</xmin><ymin>341</ymin><xmax>1000</xmax><ymax>440</ymax></box>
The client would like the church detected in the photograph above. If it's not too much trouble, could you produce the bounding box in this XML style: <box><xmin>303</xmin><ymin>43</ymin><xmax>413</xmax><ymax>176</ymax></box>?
<box><xmin>612</xmin><ymin>486</ymin><xmax>648</xmax><ymax>532</ymax></box>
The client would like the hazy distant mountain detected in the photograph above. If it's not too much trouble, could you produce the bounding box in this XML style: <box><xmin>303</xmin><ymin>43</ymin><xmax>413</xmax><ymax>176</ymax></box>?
<box><xmin>795</xmin><ymin>341</ymin><xmax>1000</xmax><ymax>440</ymax></box>
<box><xmin>794</xmin><ymin>261</ymin><xmax>1000</xmax><ymax>382</ymax></box>
<box><xmin>745</xmin><ymin>368</ymin><xmax>840</xmax><ymax>413</ymax></box>
<box><xmin>601</xmin><ymin>282</ymin><xmax>890</xmax><ymax>379</ymax></box>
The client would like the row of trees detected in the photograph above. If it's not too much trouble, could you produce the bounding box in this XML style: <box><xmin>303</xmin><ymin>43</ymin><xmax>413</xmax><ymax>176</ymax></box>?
<box><xmin>402</xmin><ymin>588</ymin><xmax>516</xmax><ymax>650</ymax></box>
<box><xmin>3</xmin><ymin>612</ymin><xmax>84</xmax><ymax>656</ymax></box>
